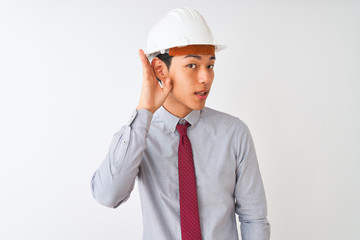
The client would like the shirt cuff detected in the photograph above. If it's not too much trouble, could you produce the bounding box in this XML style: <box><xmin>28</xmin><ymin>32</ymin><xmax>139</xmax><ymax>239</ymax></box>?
<box><xmin>128</xmin><ymin>109</ymin><xmax>153</xmax><ymax>130</ymax></box>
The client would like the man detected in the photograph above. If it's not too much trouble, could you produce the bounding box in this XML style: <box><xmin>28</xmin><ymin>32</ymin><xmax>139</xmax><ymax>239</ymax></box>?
<box><xmin>91</xmin><ymin>7</ymin><xmax>270</xmax><ymax>240</ymax></box>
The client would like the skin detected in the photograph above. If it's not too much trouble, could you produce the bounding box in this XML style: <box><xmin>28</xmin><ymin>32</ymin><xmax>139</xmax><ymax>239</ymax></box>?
<box><xmin>137</xmin><ymin>49</ymin><xmax>215</xmax><ymax>118</ymax></box>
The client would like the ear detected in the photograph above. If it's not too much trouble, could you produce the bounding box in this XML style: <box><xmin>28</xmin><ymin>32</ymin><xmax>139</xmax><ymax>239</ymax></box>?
<box><xmin>151</xmin><ymin>57</ymin><xmax>169</xmax><ymax>81</ymax></box>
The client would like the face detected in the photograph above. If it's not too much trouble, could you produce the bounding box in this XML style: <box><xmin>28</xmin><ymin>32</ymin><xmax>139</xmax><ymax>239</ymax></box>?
<box><xmin>163</xmin><ymin>54</ymin><xmax>216</xmax><ymax>118</ymax></box>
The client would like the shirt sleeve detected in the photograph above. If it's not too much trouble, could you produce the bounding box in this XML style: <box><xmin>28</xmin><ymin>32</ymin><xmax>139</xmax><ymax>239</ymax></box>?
<box><xmin>234</xmin><ymin>119</ymin><xmax>270</xmax><ymax>240</ymax></box>
<box><xmin>91</xmin><ymin>109</ymin><xmax>153</xmax><ymax>208</ymax></box>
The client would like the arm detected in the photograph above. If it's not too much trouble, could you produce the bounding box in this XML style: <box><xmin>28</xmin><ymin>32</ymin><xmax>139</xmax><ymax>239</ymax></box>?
<box><xmin>91</xmin><ymin>109</ymin><xmax>152</xmax><ymax>208</ymax></box>
<box><xmin>234</xmin><ymin>120</ymin><xmax>270</xmax><ymax>240</ymax></box>
<box><xmin>91</xmin><ymin>49</ymin><xmax>172</xmax><ymax>208</ymax></box>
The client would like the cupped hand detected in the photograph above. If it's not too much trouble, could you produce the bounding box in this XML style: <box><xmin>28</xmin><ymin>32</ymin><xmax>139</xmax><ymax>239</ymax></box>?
<box><xmin>136</xmin><ymin>49</ymin><xmax>172</xmax><ymax>113</ymax></box>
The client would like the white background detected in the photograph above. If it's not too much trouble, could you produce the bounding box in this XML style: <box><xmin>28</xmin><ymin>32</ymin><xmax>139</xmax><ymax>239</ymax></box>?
<box><xmin>1</xmin><ymin>0</ymin><xmax>359</xmax><ymax>239</ymax></box>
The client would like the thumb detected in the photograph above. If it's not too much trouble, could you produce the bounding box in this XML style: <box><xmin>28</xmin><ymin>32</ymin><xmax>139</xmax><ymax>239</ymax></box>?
<box><xmin>162</xmin><ymin>77</ymin><xmax>173</xmax><ymax>95</ymax></box>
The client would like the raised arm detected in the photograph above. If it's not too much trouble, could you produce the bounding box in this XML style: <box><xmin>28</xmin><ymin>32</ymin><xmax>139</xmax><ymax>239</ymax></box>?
<box><xmin>91</xmin><ymin>49</ymin><xmax>172</xmax><ymax>208</ymax></box>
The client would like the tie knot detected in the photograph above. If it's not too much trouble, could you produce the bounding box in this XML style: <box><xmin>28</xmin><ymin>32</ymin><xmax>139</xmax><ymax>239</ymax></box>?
<box><xmin>176</xmin><ymin>121</ymin><xmax>190</xmax><ymax>136</ymax></box>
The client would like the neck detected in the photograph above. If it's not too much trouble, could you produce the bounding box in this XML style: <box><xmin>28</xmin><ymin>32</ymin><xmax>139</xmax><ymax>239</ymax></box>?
<box><xmin>163</xmin><ymin>101</ymin><xmax>192</xmax><ymax>118</ymax></box>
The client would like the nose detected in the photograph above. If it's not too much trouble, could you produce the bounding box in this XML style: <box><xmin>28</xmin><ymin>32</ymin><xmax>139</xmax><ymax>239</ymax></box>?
<box><xmin>198</xmin><ymin>68</ymin><xmax>212</xmax><ymax>84</ymax></box>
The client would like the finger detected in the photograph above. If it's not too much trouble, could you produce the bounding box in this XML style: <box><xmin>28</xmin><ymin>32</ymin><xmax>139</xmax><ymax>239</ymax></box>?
<box><xmin>138</xmin><ymin>49</ymin><xmax>154</xmax><ymax>77</ymax></box>
<box><xmin>138</xmin><ymin>49</ymin><xmax>150</xmax><ymax>68</ymax></box>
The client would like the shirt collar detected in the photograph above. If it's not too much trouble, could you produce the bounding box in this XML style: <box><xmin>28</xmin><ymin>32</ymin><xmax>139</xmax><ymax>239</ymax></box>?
<box><xmin>155</xmin><ymin>106</ymin><xmax>201</xmax><ymax>133</ymax></box>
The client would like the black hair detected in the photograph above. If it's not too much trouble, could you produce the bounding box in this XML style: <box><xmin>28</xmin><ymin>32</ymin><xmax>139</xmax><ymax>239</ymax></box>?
<box><xmin>156</xmin><ymin>53</ymin><xmax>173</xmax><ymax>70</ymax></box>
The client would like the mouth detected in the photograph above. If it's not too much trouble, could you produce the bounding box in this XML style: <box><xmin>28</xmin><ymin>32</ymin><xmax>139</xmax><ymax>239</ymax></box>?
<box><xmin>194</xmin><ymin>90</ymin><xmax>209</xmax><ymax>99</ymax></box>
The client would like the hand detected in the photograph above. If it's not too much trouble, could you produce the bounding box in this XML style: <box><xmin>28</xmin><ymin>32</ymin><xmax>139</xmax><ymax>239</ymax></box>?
<box><xmin>136</xmin><ymin>49</ymin><xmax>173</xmax><ymax>113</ymax></box>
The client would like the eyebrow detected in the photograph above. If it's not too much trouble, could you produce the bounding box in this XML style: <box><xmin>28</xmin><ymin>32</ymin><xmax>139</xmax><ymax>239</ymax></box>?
<box><xmin>184</xmin><ymin>55</ymin><xmax>216</xmax><ymax>60</ymax></box>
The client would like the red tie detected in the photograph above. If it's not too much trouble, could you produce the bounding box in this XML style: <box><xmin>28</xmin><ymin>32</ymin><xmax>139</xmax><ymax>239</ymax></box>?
<box><xmin>177</xmin><ymin>122</ymin><xmax>202</xmax><ymax>240</ymax></box>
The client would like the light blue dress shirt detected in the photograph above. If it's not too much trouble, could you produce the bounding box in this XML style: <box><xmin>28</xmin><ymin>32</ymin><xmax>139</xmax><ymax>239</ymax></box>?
<box><xmin>91</xmin><ymin>106</ymin><xmax>270</xmax><ymax>240</ymax></box>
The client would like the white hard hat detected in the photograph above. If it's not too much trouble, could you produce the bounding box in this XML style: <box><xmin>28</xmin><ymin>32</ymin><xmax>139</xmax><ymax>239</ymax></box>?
<box><xmin>145</xmin><ymin>7</ymin><xmax>226</xmax><ymax>60</ymax></box>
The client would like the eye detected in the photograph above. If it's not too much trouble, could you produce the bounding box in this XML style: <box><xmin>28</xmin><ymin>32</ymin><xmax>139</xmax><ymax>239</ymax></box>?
<box><xmin>208</xmin><ymin>64</ymin><xmax>214</xmax><ymax>69</ymax></box>
<box><xmin>187</xmin><ymin>64</ymin><xmax>197</xmax><ymax>69</ymax></box>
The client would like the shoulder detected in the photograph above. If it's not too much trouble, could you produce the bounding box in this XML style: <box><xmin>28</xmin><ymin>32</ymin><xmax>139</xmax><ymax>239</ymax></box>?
<box><xmin>201</xmin><ymin>107</ymin><xmax>248</xmax><ymax>130</ymax></box>
<box><xmin>200</xmin><ymin>107</ymin><xmax>255</xmax><ymax>160</ymax></box>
